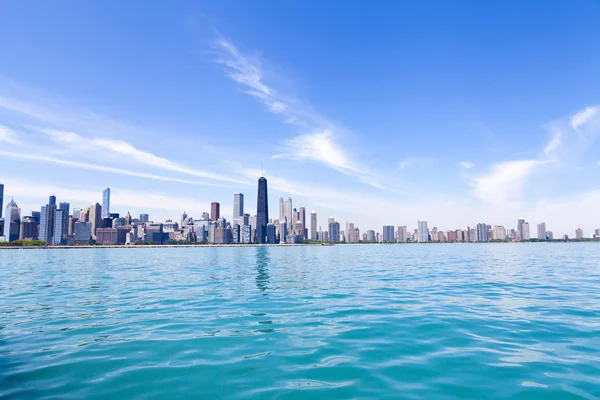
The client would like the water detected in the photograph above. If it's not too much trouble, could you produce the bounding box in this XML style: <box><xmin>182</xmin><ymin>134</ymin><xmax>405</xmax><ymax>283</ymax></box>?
<box><xmin>1</xmin><ymin>244</ymin><xmax>599</xmax><ymax>399</ymax></box>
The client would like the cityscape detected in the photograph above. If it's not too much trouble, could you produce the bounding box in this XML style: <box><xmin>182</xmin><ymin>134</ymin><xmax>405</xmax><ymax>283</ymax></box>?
<box><xmin>1</xmin><ymin>179</ymin><xmax>599</xmax><ymax>246</ymax></box>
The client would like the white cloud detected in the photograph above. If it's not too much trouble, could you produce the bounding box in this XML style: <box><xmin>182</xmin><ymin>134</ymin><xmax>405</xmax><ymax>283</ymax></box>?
<box><xmin>472</xmin><ymin>159</ymin><xmax>546</xmax><ymax>204</ymax></box>
<box><xmin>0</xmin><ymin>125</ymin><xmax>20</xmax><ymax>144</ymax></box>
<box><xmin>459</xmin><ymin>161</ymin><xmax>474</xmax><ymax>169</ymax></box>
<box><xmin>571</xmin><ymin>106</ymin><xmax>599</xmax><ymax>131</ymax></box>
<box><xmin>397</xmin><ymin>157</ymin><xmax>430</xmax><ymax>171</ymax></box>
<box><xmin>543</xmin><ymin>128</ymin><xmax>562</xmax><ymax>157</ymax></box>
<box><xmin>0</xmin><ymin>151</ymin><xmax>229</xmax><ymax>187</ymax></box>
<box><xmin>42</xmin><ymin>129</ymin><xmax>247</xmax><ymax>185</ymax></box>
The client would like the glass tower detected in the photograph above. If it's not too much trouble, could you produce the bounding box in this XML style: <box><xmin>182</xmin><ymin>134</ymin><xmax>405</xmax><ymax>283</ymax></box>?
<box><xmin>255</xmin><ymin>177</ymin><xmax>269</xmax><ymax>244</ymax></box>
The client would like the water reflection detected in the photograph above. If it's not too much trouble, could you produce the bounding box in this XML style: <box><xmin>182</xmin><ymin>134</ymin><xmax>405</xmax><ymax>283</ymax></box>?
<box><xmin>255</xmin><ymin>247</ymin><xmax>270</xmax><ymax>293</ymax></box>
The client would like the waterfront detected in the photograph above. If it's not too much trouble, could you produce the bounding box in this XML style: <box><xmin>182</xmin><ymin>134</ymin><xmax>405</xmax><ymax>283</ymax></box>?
<box><xmin>1</xmin><ymin>244</ymin><xmax>599</xmax><ymax>399</ymax></box>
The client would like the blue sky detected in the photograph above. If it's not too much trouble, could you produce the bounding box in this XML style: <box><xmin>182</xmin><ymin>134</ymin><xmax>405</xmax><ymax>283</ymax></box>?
<box><xmin>1</xmin><ymin>1</ymin><xmax>599</xmax><ymax>236</ymax></box>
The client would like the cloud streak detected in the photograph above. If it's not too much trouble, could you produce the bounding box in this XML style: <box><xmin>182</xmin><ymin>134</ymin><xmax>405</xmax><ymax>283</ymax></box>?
<box><xmin>0</xmin><ymin>125</ymin><xmax>21</xmax><ymax>144</ymax></box>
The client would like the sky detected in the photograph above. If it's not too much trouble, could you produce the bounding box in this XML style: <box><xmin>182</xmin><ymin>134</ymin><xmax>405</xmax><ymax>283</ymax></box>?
<box><xmin>1</xmin><ymin>0</ymin><xmax>599</xmax><ymax>236</ymax></box>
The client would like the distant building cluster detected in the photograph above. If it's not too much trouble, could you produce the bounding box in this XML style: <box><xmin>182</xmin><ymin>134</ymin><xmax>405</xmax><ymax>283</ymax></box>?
<box><xmin>0</xmin><ymin>181</ymin><xmax>599</xmax><ymax>245</ymax></box>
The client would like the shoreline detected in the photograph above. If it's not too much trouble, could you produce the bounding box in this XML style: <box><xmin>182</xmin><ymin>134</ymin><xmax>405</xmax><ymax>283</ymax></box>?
<box><xmin>0</xmin><ymin>241</ymin><xmax>598</xmax><ymax>250</ymax></box>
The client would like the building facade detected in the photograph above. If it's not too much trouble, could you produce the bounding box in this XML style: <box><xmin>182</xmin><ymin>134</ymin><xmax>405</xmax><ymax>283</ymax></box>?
<box><xmin>255</xmin><ymin>177</ymin><xmax>269</xmax><ymax>244</ymax></box>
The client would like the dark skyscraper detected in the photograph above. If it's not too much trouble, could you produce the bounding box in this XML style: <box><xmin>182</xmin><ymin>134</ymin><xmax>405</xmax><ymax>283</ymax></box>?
<box><xmin>0</xmin><ymin>183</ymin><xmax>4</xmax><ymax>219</ymax></box>
<box><xmin>256</xmin><ymin>177</ymin><xmax>269</xmax><ymax>244</ymax></box>
<box><xmin>211</xmin><ymin>202</ymin><xmax>220</xmax><ymax>222</ymax></box>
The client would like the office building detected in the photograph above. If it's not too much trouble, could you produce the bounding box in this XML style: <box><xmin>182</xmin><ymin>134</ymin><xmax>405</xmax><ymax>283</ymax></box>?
<box><xmin>139</xmin><ymin>213</ymin><xmax>149</xmax><ymax>223</ymax></box>
<box><xmin>255</xmin><ymin>177</ymin><xmax>269</xmax><ymax>244</ymax></box>
<box><xmin>575</xmin><ymin>228</ymin><xmax>583</xmax><ymax>239</ymax></box>
<box><xmin>210</xmin><ymin>202</ymin><xmax>220</xmax><ymax>222</ymax></box>
<box><xmin>0</xmin><ymin>183</ymin><xmax>3</xmax><ymax>219</ymax></box>
<box><xmin>517</xmin><ymin>219</ymin><xmax>526</xmax><ymax>239</ymax></box>
<box><xmin>383</xmin><ymin>225</ymin><xmax>395</xmax><ymax>242</ymax></box>
<box><xmin>476</xmin><ymin>223</ymin><xmax>488</xmax><ymax>242</ymax></box>
<box><xmin>537</xmin><ymin>223</ymin><xmax>547</xmax><ymax>240</ymax></box>
<box><xmin>279</xmin><ymin>220</ymin><xmax>287</xmax><ymax>244</ymax></box>
<box><xmin>73</xmin><ymin>222</ymin><xmax>92</xmax><ymax>242</ymax></box>
<box><xmin>366</xmin><ymin>230</ymin><xmax>375</xmax><ymax>242</ymax></box>
<box><xmin>4</xmin><ymin>199</ymin><xmax>21</xmax><ymax>241</ymax></box>
<box><xmin>522</xmin><ymin>222</ymin><xmax>530</xmax><ymax>240</ymax></box>
<box><xmin>233</xmin><ymin>193</ymin><xmax>244</xmax><ymax>225</ymax></box>
<box><xmin>266</xmin><ymin>223</ymin><xmax>276</xmax><ymax>244</ymax></box>
<box><xmin>241</xmin><ymin>224</ymin><xmax>252</xmax><ymax>244</ymax></box>
<box><xmin>89</xmin><ymin>203</ymin><xmax>103</xmax><ymax>240</ymax></box>
<box><xmin>493</xmin><ymin>225</ymin><xmax>506</xmax><ymax>240</ymax></box>
<box><xmin>417</xmin><ymin>220</ymin><xmax>428</xmax><ymax>243</ymax></box>
<box><xmin>329</xmin><ymin>221</ymin><xmax>340</xmax><ymax>242</ymax></box>
<box><xmin>53</xmin><ymin>209</ymin><xmax>68</xmax><ymax>245</ymax></box>
<box><xmin>310</xmin><ymin>211</ymin><xmax>317</xmax><ymax>240</ymax></box>
<box><xmin>19</xmin><ymin>216</ymin><xmax>39</xmax><ymax>240</ymax></box>
<box><xmin>102</xmin><ymin>188</ymin><xmax>110</xmax><ymax>218</ymax></box>
<box><xmin>396</xmin><ymin>226</ymin><xmax>407</xmax><ymax>243</ymax></box>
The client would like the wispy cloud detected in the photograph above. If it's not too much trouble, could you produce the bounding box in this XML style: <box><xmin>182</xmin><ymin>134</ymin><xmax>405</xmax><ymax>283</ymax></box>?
<box><xmin>543</xmin><ymin>127</ymin><xmax>562</xmax><ymax>157</ymax></box>
<box><xmin>39</xmin><ymin>129</ymin><xmax>248</xmax><ymax>185</ymax></box>
<box><xmin>0</xmin><ymin>151</ymin><xmax>230</xmax><ymax>187</ymax></box>
<box><xmin>571</xmin><ymin>105</ymin><xmax>599</xmax><ymax>131</ymax></box>
<box><xmin>397</xmin><ymin>157</ymin><xmax>431</xmax><ymax>171</ymax></box>
<box><xmin>472</xmin><ymin>159</ymin><xmax>546</xmax><ymax>205</ymax></box>
<box><xmin>0</xmin><ymin>125</ymin><xmax>20</xmax><ymax>144</ymax></box>
<box><xmin>459</xmin><ymin>161</ymin><xmax>474</xmax><ymax>169</ymax></box>
<box><xmin>213</xmin><ymin>37</ymin><xmax>386</xmax><ymax>186</ymax></box>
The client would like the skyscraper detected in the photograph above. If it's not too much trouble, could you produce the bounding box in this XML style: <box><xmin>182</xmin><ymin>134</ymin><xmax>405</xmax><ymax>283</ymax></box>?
<box><xmin>310</xmin><ymin>211</ymin><xmax>317</xmax><ymax>240</ymax></box>
<box><xmin>279</xmin><ymin>197</ymin><xmax>284</xmax><ymax>222</ymax></box>
<box><xmin>299</xmin><ymin>207</ymin><xmax>306</xmax><ymax>239</ymax></box>
<box><xmin>477</xmin><ymin>223</ymin><xmax>488</xmax><ymax>242</ymax></box>
<box><xmin>102</xmin><ymin>188</ymin><xmax>110</xmax><ymax>219</ymax></box>
<box><xmin>397</xmin><ymin>226</ymin><xmax>408</xmax><ymax>242</ymax></box>
<box><xmin>383</xmin><ymin>225</ymin><xmax>395</xmax><ymax>242</ymax></box>
<box><xmin>537</xmin><ymin>223</ymin><xmax>547</xmax><ymax>240</ymax></box>
<box><xmin>53</xmin><ymin>209</ymin><xmax>68</xmax><ymax>245</ymax></box>
<box><xmin>282</xmin><ymin>197</ymin><xmax>292</xmax><ymax>227</ymax></box>
<box><xmin>329</xmin><ymin>221</ymin><xmax>340</xmax><ymax>242</ymax></box>
<box><xmin>0</xmin><ymin>183</ymin><xmax>3</xmax><ymax>219</ymax></box>
<box><xmin>4</xmin><ymin>199</ymin><xmax>21</xmax><ymax>242</ymax></box>
<box><xmin>517</xmin><ymin>219</ymin><xmax>526</xmax><ymax>239</ymax></box>
<box><xmin>89</xmin><ymin>203</ymin><xmax>103</xmax><ymax>240</ymax></box>
<box><xmin>139</xmin><ymin>213</ymin><xmax>149</xmax><ymax>223</ymax></box>
<box><xmin>39</xmin><ymin>196</ymin><xmax>57</xmax><ymax>244</ymax></box>
<box><xmin>417</xmin><ymin>220</ymin><xmax>429</xmax><ymax>243</ymax></box>
<box><xmin>181</xmin><ymin>211</ymin><xmax>188</xmax><ymax>227</ymax></box>
<box><xmin>233</xmin><ymin>193</ymin><xmax>244</xmax><ymax>225</ymax></box>
<box><xmin>575</xmin><ymin>228</ymin><xmax>584</xmax><ymax>239</ymax></box>
<box><xmin>211</xmin><ymin>202</ymin><xmax>220</xmax><ymax>222</ymax></box>
<box><xmin>522</xmin><ymin>222</ymin><xmax>530</xmax><ymax>240</ymax></box>
<box><xmin>256</xmin><ymin>177</ymin><xmax>269</xmax><ymax>244</ymax></box>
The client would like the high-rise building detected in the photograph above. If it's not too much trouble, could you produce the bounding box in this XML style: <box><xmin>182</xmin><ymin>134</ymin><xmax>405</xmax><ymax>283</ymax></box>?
<box><xmin>517</xmin><ymin>219</ymin><xmax>526</xmax><ymax>239</ymax></box>
<box><xmin>476</xmin><ymin>223</ymin><xmax>488</xmax><ymax>242</ymax></box>
<box><xmin>233</xmin><ymin>193</ymin><xmax>244</xmax><ymax>225</ymax></box>
<box><xmin>595</xmin><ymin>229</ymin><xmax>600</xmax><ymax>239</ymax></box>
<box><xmin>210</xmin><ymin>202</ymin><xmax>220</xmax><ymax>222</ymax></box>
<box><xmin>180</xmin><ymin>211</ymin><xmax>188</xmax><ymax>227</ymax></box>
<box><xmin>53</xmin><ymin>209</ymin><xmax>68</xmax><ymax>245</ymax></box>
<box><xmin>19</xmin><ymin>216</ymin><xmax>39</xmax><ymax>240</ymax></box>
<box><xmin>4</xmin><ymin>199</ymin><xmax>21</xmax><ymax>241</ymax></box>
<box><xmin>279</xmin><ymin>220</ymin><xmax>287</xmax><ymax>244</ymax></box>
<box><xmin>417</xmin><ymin>221</ymin><xmax>428</xmax><ymax>243</ymax></box>
<box><xmin>397</xmin><ymin>226</ymin><xmax>408</xmax><ymax>243</ymax></box>
<box><xmin>493</xmin><ymin>225</ymin><xmax>506</xmax><ymax>240</ymax></box>
<box><xmin>278</xmin><ymin>197</ymin><xmax>284</xmax><ymax>221</ymax></box>
<box><xmin>537</xmin><ymin>223</ymin><xmax>547</xmax><ymax>240</ymax></box>
<box><xmin>299</xmin><ymin>207</ymin><xmax>306</xmax><ymax>240</ymax></box>
<box><xmin>366</xmin><ymin>230</ymin><xmax>375</xmax><ymax>242</ymax></box>
<box><xmin>39</xmin><ymin>196</ymin><xmax>57</xmax><ymax>244</ymax></box>
<box><xmin>382</xmin><ymin>225</ymin><xmax>395</xmax><ymax>242</ymax></box>
<box><xmin>255</xmin><ymin>177</ymin><xmax>269</xmax><ymax>244</ymax></box>
<box><xmin>575</xmin><ymin>228</ymin><xmax>584</xmax><ymax>239</ymax></box>
<box><xmin>102</xmin><ymin>188</ymin><xmax>110</xmax><ymax>219</ymax></box>
<box><xmin>266</xmin><ymin>223</ymin><xmax>276</xmax><ymax>244</ymax></box>
<box><xmin>522</xmin><ymin>222</ymin><xmax>530</xmax><ymax>240</ymax></box>
<box><xmin>283</xmin><ymin>197</ymin><xmax>292</xmax><ymax>227</ymax></box>
<box><xmin>89</xmin><ymin>203</ymin><xmax>103</xmax><ymax>240</ymax></box>
<box><xmin>139</xmin><ymin>213</ymin><xmax>149</xmax><ymax>223</ymax></box>
<box><xmin>0</xmin><ymin>183</ymin><xmax>3</xmax><ymax>219</ymax></box>
<box><xmin>310</xmin><ymin>211</ymin><xmax>317</xmax><ymax>241</ymax></box>
<box><xmin>329</xmin><ymin>221</ymin><xmax>340</xmax><ymax>243</ymax></box>
<box><xmin>74</xmin><ymin>222</ymin><xmax>92</xmax><ymax>242</ymax></box>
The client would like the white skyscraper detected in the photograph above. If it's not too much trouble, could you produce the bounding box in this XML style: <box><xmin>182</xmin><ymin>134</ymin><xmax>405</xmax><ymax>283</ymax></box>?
<box><xmin>537</xmin><ymin>222</ymin><xmax>547</xmax><ymax>240</ymax></box>
<box><xmin>282</xmin><ymin>197</ymin><xmax>292</xmax><ymax>227</ymax></box>
<box><xmin>417</xmin><ymin>221</ymin><xmax>428</xmax><ymax>243</ymax></box>
<box><xmin>310</xmin><ymin>211</ymin><xmax>317</xmax><ymax>240</ymax></box>
<box><xmin>102</xmin><ymin>188</ymin><xmax>110</xmax><ymax>219</ymax></box>
<box><xmin>522</xmin><ymin>222</ymin><xmax>530</xmax><ymax>240</ymax></box>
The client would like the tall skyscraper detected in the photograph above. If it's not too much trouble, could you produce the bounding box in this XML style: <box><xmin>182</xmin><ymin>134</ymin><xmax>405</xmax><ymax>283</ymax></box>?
<box><xmin>256</xmin><ymin>177</ymin><xmax>269</xmax><ymax>244</ymax></box>
<box><xmin>522</xmin><ymin>222</ymin><xmax>530</xmax><ymax>240</ymax></box>
<box><xmin>39</xmin><ymin>196</ymin><xmax>57</xmax><ymax>244</ymax></box>
<box><xmin>89</xmin><ymin>203</ymin><xmax>103</xmax><ymax>240</ymax></box>
<box><xmin>282</xmin><ymin>197</ymin><xmax>292</xmax><ymax>227</ymax></box>
<box><xmin>493</xmin><ymin>225</ymin><xmax>506</xmax><ymax>240</ymax></box>
<box><xmin>329</xmin><ymin>221</ymin><xmax>340</xmax><ymax>242</ymax></box>
<box><xmin>575</xmin><ymin>228</ymin><xmax>584</xmax><ymax>239</ymax></box>
<box><xmin>233</xmin><ymin>193</ymin><xmax>244</xmax><ymax>224</ymax></box>
<box><xmin>53</xmin><ymin>209</ymin><xmax>68</xmax><ymax>245</ymax></box>
<box><xmin>310</xmin><ymin>211</ymin><xmax>317</xmax><ymax>240</ymax></box>
<box><xmin>517</xmin><ymin>219</ymin><xmax>526</xmax><ymax>239</ymax></box>
<box><xmin>59</xmin><ymin>202</ymin><xmax>70</xmax><ymax>215</ymax></box>
<box><xmin>4</xmin><ymin>199</ymin><xmax>21</xmax><ymax>241</ymax></box>
<box><xmin>537</xmin><ymin>223</ymin><xmax>547</xmax><ymax>240</ymax></box>
<box><xmin>299</xmin><ymin>207</ymin><xmax>306</xmax><ymax>239</ymax></box>
<box><xmin>211</xmin><ymin>202</ymin><xmax>220</xmax><ymax>222</ymax></box>
<box><xmin>0</xmin><ymin>183</ymin><xmax>3</xmax><ymax>219</ymax></box>
<box><xmin>181</xmin><ymin>211</ymin><xmax>188</xmax><ymax>227</ymax></box>
<box><xmin>417</xmin><ymin>220</ymin><xmax>429</xmax><ymax>243</ymax></box>
<box><xmin>477</xmin><ymin>223</ymin><xmax>488</xmax><ymax>242</ymax></box>
<box><xmin>102</xmin><ymin>188</ymin><xmax>110</xmax><ymax>219</ymax></box>
<box><xmin>383</xmin><ymin>225</ymin><xmax>395</xmax><ymax>242</ymax></box>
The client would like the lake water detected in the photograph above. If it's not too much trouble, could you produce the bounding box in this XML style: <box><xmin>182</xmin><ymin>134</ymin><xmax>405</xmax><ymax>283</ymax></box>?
<box><xmin>1</xmin><ymin>244</ymin><xmax>599</xmax><ymax>399</ymax></box>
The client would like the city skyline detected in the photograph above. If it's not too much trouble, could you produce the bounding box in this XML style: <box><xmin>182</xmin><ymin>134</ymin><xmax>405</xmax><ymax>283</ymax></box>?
<box><xmin>1</xmin><ymin>2</ymin><xmax>600</xmax><ymax>234</ymax></box>
<box><xmin>1</xmin><ymin>179</ymin><xmax>598</xmax><ymax>245</ymax></box>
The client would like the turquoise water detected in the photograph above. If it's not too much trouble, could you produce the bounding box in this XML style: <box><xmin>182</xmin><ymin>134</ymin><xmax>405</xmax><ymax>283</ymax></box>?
<box><xmin>1</xmin><ymin>244</ymin><xmax>599</xmax><ymax>399</ymax></box>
